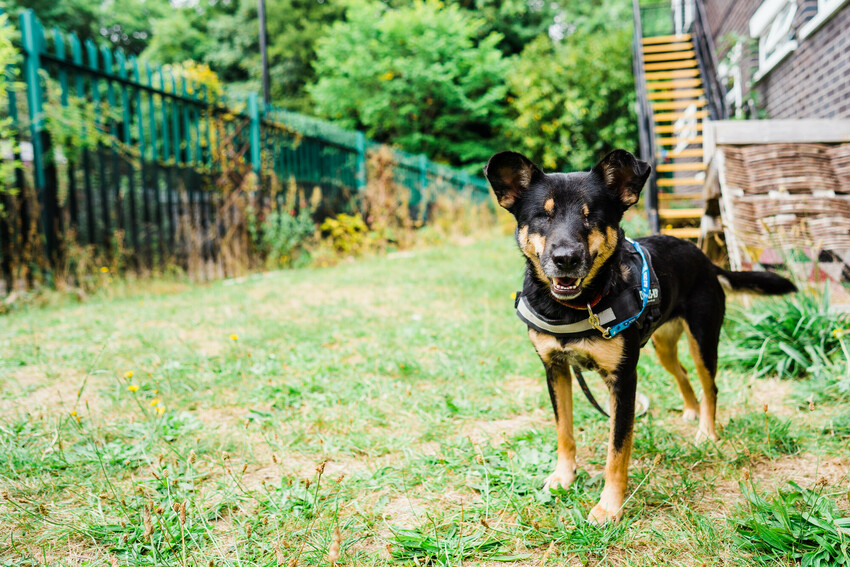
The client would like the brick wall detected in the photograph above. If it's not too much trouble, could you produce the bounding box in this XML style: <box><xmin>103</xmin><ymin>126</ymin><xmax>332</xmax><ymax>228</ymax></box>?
<box><xmin>703</xmin><ymin>0</ymin><xmax>850</xmax><ymax>119</ymax></box>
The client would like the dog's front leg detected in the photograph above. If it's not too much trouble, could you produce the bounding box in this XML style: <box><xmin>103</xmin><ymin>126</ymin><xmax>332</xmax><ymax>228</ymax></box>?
<box><xmin>543</xmin><ymin>363</ymin><xmax>576</xmax><ymax>491</ymax></box>
<box><xmin>588</xmin><ymin>367</ymin><xmax>637</xmax><ymax>524</ymax></box>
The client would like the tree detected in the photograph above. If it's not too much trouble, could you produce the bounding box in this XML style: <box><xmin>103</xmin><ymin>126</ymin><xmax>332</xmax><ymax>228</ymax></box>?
<box><xmin>310</xmin><ymin>0</ymin><xmax>512</xmax><ymax>169</ymax></box>
<box><xmin>506</xmin><ymin>26</ymin><xmax>638</xmax><ymax>173</ymax></box>
<box><xmin>2</xmin><ymin>0</ymin><xmax>169</xmax><ymax>54</ymax></box>
<box><xmin>142</xmin><ymin>0</ymin><xmax>344</xmax><ymax>112</ymax></box>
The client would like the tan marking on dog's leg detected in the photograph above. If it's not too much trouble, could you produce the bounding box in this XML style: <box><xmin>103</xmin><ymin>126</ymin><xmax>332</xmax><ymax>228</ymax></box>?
<box><xmin>544</xmin><ymin>365</ymin><xmax>577</xmax><ymax>491</ymax></box>
<box><xmin>588</xmin><ymin>393</ymin><xmax>633</xmax><ymax>524</ymax></box>
<box><xmin>583</xmin><ymin>226</ymin><xmax>619</xmax><ymax>287</ymax></box>
<box><xmin>582</xmin><ymin>204</ymin><xmax>589</xmax><ymax>217</ymax></box>
<box><xmin>544</xmin><ymin>198</ymin><xmax>555</xmax><ymax>214</ymax></box>
<box><xmin>651</xmin><ymin>320</ymin><xmax>699</xmax><ymax>421</ymax></box>
<box><xmin>683</xmin><ymin>323</ymin><xmax>718</xmax><ymax>441</ymax></box>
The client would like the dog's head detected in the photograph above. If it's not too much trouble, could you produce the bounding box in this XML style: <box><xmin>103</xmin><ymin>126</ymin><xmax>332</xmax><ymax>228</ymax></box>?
<box><xmin>484</xmin><ymin>149</ymin><xmax>650</xmax><ymax>301</ymax></box>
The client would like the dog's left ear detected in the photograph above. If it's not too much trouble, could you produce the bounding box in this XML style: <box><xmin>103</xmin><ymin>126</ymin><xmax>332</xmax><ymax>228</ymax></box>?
<box><xmin>592</xmin><ymin>149</ymin><xmax>651</xmax><ymax>208</ymax></box>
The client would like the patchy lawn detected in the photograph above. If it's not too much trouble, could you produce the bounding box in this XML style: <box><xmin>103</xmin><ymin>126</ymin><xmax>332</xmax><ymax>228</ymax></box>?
<box><xmin>1</xmin><ymin>237</ymin><xmax>848</xmax><ymax>566</ymax></box>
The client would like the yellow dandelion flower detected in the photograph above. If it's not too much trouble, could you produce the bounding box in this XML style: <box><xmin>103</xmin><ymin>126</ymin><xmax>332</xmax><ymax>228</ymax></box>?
<box><xmin>128</xmin><ymin>384</ymin><xmax>139</xmax><ymax>392</ymax></box>
<box><xmin>379</xmin><ymin>71</ymin><xmax>395</xmax><ymax>81</ymax></box>
<box><xmin>156</xmin><ymin>406</ymin><xmax>165</xmax><ymax>415</ymax></box>
<box><xmin>230</xmin><ymin>334</ymin><xmax>239</xmax><ymax>341</ymax></box>
<box><xmin>70</xmin><ymin>410</ymin><xmax>77</xmax><ymax>416</ymax></box>
<box><xmin>150</xmin><ymin>398</ymin><xmax>160</xmax><ymax>407</ymax></box>
<box><xmin>124</xmin><ymin>371</ymin><xmax>134</xmax><ymax>379</ymax></box>
<box><xmin>100</xmin><ymin>266</ymin><xmax>109</xmax><ymax>273</ymax></box>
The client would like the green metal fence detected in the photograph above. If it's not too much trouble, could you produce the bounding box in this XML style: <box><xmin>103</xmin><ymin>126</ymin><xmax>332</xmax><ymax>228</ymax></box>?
<box><xmin>1</xmin><ymin>9</ymin><xmax>490</xmax><ymax>292</ymax></box>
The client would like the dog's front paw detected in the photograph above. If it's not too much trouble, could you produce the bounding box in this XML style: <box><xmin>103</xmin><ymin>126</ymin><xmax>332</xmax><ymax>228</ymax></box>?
<box><xmin>543</xmin><ymin>466</ymin><xmax>576</xmax><ymax>492</ymax></box>
<box><xmin>695</xmin><ymin>424</ymin><xmax>718</xmax><ymax>443</ymax></box>
<box><xmin>587</xmin><ymin>491</ymin><xmax>624</xmax><ymax>525</ymax></box>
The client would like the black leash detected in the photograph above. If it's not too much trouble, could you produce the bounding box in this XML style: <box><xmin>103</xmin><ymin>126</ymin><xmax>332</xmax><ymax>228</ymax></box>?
<box><xmin>572</xmin><ymin>365</ymin><xmax>610</xmax><ymax>418</ymax></box>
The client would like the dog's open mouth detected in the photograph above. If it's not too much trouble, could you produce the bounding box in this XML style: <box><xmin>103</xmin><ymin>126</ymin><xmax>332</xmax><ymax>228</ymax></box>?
<box><xmin>551</xmin><ymin>276</ymin><xmax>582</xmax><ymax>298</ymax></box>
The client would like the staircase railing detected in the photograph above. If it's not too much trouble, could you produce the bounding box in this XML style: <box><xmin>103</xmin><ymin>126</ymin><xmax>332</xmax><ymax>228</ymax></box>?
<box><xmin>633</xmin><ymin>0</ymin><xmax>660</xmax><ymax>233</ymax></box>
<box><xmin>689</xmin><ymin>0</ymin><xmax>728</xmax><ymax>120</ymax></box>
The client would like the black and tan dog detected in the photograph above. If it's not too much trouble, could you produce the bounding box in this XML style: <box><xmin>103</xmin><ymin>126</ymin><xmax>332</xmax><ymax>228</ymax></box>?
<box><xmin>484</xmin><ymin>149</ymin><xmax>796</xmax><ymax>524</ymax></box>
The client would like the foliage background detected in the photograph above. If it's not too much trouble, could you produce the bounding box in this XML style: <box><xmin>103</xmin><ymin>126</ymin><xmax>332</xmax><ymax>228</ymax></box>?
<box><xmin>1</xmin><ymin>0</ymin><xmax>638</xmax><ymax>173</ymax></box>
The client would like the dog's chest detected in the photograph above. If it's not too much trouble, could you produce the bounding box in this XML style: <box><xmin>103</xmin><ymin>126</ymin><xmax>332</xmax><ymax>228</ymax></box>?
<box><xmin>528</xmin><ymin>328</ymin><xmax>624</xmax><ymax>377</ymax></box>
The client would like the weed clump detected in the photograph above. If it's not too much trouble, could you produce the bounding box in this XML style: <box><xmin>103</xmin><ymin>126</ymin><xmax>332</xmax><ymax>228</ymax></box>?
<box><xmin>723</xmin><ymin>287</ymin><xmax>850</xmax><ymax>379</ymax></box>
<box><xmin>733</xmin><ymin>480</ymin><xmax>850</xmax><ymax>566</ymax></box>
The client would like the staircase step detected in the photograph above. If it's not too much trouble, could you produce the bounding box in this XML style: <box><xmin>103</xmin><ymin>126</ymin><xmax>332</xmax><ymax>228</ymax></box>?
<box><xmin>656</xmin><ymin>162</ymin><xmax>706</xmax><ymax>172</ymax></box>
<box><xmin>657</xmin><ymin>191</ymin><xmax>703</xmax><ymax>200</ymax></box>
<box><xmin>657</xmin><ymin>148</ymin><xmax>704</xmax><ymax>158</ymax></box>
<box><xmin>642</xmin><ymin>42</ymin><xmax>693</xmax><ymax>53</ymax></box>
<box><xmin>658</xmin><ymin>177</ymin><xmax>704</xmax><ymax>187</ymax></box>
<box><xmin>654</xmin><ymin>110</ymin><xmax>709</xmax><ymax>121</ymax></box>
<box><xmin>653</xmin><ymin>100</ymin><xmax>707</xmax><ymax>110</ymax></box>
<box><xmin>659</xmin><ymin>207</ymin><xmax>703</xmax><ymax>219</ymax></box>
<box><xmin>647</xmin><ymin>89</ymin><xmax>705</xmax><ymax>100</ymax></box>
<box><xmin>661</xmin><ymin>227</ymin><xmax>702</xmax><ymax>239</ymax></box>
<box><xmin>642</xmin><ymin>34</ymin><xmax>692</xmax><ymax>45</ymax></box>
<box><xmin>647</xmin><ymin>79</ymin><xmax>703</xmax><ymax>91</ymax></box>
<box><xmin>645</xmin><ymin>60</ymin><xmax>698</xmax><ymax>71</ymax></box>
<box><xmin>645</xmin><ymin>69</ymin><xmax>701</xmax><ymax>80</ymax></box>
<box><xmin>655</xmin><ymin>123</ymin><xmax>704</xmax><ymax>134</ymax></box>
<box><xmin>656</xmin><ymin>135</ymin><xmax>704</xmax><ymax>145</ymax></box>
<box><xmin>644</xmin><ymin>50</ymin><xmax>696</xmax><ymax>62</ymax></box>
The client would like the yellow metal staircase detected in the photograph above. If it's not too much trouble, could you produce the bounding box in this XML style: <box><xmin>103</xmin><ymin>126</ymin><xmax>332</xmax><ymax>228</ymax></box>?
<box><xmin>641</xmin><ymin>33</ymin><xmax>706</xmax><ymax>240</ymax></box>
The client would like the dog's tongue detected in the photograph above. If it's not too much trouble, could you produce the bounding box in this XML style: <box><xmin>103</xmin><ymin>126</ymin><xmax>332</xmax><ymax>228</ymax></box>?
<box><xmin>555</xmin><ymin>277</ymin><xmax>578</xmax><ymax>287</ymax></box>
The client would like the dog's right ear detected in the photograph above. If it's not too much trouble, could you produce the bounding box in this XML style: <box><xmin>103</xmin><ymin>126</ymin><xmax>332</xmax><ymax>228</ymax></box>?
<box><xmin>484</xmin><ymin>151</ymin><xmax>544</xmax><ymax>212</ymax></box>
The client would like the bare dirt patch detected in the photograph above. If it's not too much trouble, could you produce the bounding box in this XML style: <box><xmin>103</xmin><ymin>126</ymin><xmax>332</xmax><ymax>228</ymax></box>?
<box><xmin>463</xmin><ymin>408</ymin><xmax>549</xmax><ymax>445</ymax></box>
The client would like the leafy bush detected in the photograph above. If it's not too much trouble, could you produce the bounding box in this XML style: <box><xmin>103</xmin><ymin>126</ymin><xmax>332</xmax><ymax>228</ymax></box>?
<box><xmin>310</xmin><ymin>0</ymin><xmax>511</xmax><ymax>169</ymax></box>
<box><xmin>256</xmin><ymin>208</ymin><xmax>316</xmax><ymax>268</ymax></box>
<box><xmin>723</xmin><ymin>287</ymin><xmax>850</xmax><ymax>379</ymax></box>
<box><xmin>506</xmin><ymin>23</ymin><xmax>637</xmax><ymax>172</ymax></box>
<box><xmin>320</xmin><ymin>213</ymin><xmax>369</xmax><ymax>256</ymax></box>
<box><xmin>733</xmin><ymin>481</ymin><xmax>850</xmax><ymax>567</ymax></box>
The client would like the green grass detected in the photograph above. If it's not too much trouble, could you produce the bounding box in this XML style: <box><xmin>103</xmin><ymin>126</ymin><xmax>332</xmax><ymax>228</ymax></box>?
<box><xmin>1</xmin><ymin>236</ymin><xmax>848</xmax><ymax>566</ymax></box>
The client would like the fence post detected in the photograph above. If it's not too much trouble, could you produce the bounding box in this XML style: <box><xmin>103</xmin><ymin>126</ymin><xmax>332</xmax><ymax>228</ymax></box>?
<box><xmin>20</xmin><ymin>10</ymin><xmax>57</xmax><ymax>266</ymax></box>
<box><xmin>355</xmin><ymin>131</ymin><xmax>366</xmax><ymax>191</ymax></box>
<box><xmin>418</xmin><ymin>154</ymin><xmax>428</xmax><ymax>192</ymax></box>
<box><xmin>248</xmin><ymin>93</ymin><xmax>261</xmax><ymax>174</ymax></box>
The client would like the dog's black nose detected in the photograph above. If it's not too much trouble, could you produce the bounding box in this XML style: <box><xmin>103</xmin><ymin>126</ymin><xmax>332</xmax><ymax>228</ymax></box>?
<box><xmin>551</xmin><ymin>246</ymin><xmax>583</xmax><ymax>271</ymax></box>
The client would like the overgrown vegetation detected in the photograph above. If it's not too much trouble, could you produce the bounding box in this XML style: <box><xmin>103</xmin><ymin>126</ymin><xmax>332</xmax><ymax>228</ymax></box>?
<box><xmin>4</xmin><ymin>0</ymin><xmax>639</xmax><ymax>171</ymax></box>
<box><xmin>734</xmin><ymin>480</ymin><xmax>850</xmax><ymax>566</ymax></box>
<box><xmin>723</xmin><ymin>287</ymin><xmax>850</xmax><ymax>379</ymax></box>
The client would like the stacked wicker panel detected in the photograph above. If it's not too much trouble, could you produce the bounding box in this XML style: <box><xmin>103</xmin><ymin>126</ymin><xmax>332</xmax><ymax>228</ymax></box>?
<box><xmin>723</xmin><ymin>143</ymin><xmax>850</xmax><ymax>253</ymax></box>
<box><xmin>722</xmin><ymin>144</ymin><xmax>841</xmax><ymax>194</ymax></box>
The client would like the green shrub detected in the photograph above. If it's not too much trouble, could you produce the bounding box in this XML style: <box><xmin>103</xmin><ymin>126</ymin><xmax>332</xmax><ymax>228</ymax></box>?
<box><xmin>256</xmin><ymin>208</ymin><xmax>316</xmax><ymax>268</ymax></box>
<box><xmin>723</xmin><ymin>287</ymin><xmax>850</xmax><ymax>379</ymax></box>
<box><xmin>320</xmin><ymin>213</ymin><xmax>369</xmax><ymax>256</ymax></box>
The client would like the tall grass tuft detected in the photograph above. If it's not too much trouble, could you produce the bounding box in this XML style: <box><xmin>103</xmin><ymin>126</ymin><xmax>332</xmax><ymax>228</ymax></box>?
<box><xmin>723</xmin><ymin>286</ymin><xmax>850</xmax><ymax>379</ymax></box>
<box><xmin>733</xmin><ymin>480</ymin><xmax>850</xmax><ymax>567</ymax></box>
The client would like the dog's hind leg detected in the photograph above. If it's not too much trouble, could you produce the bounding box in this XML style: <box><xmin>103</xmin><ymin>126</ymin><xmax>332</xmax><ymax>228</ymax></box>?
<box><xmin>651</xmin><ymin>319</ymin><xmax>699</xmax><ymax>421</ymax></box>
<box><xmin>684</xmin><ymin>302</ymin><xmax>724</xmax><ymax>442</ymax></box>
<box><xmin>543</xmin><ymin>363</ymin><xmax>577</xmax><ymax>491</ymax></box>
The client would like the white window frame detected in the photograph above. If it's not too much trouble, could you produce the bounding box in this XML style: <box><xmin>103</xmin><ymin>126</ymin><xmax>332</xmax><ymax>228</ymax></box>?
<box><xmin>799</xmin><ymin>0</ymin><xmax>850</xmax><ymax>39</ymax></box>
<box><xmin>719</xmin><ymin>43</ymin><xmax>744</xmax><ymax>118</ymax></box>
<box><xmin>749</xmin><ymin>0</ymin><xmax>798</xmax><ymax>82</ymax></box>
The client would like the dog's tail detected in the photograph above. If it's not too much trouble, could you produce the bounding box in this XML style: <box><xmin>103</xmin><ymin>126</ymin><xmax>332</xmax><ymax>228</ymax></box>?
<box><xmin>715</xmin><ymin>266</ymin><xmax>797</xmax><ymax>296</ymax></box>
